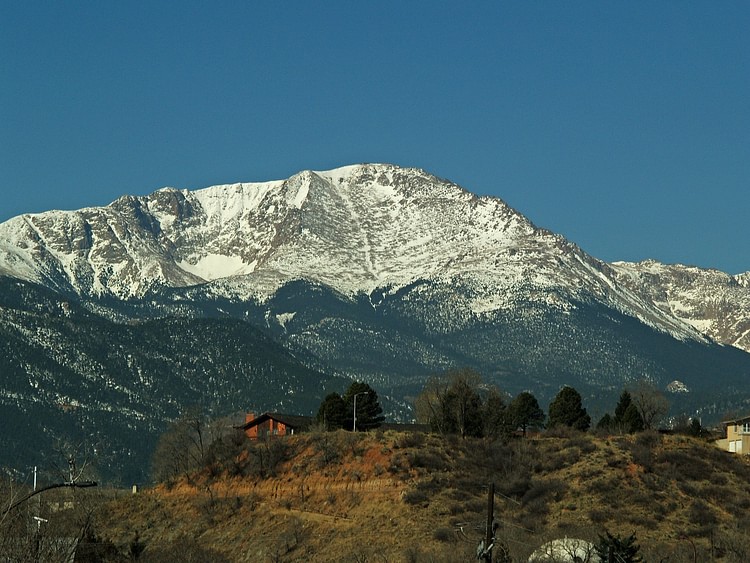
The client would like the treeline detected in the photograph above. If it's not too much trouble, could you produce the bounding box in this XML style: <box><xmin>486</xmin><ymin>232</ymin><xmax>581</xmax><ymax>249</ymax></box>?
<box><xmin>413</xmin><ymin>367</ymin><xmax>698</xmax><ymax>439</ymax></box>
<box><xmin>150</xmin><ymin>367</ymin><xmax>696</xmax><ymax>487</ymax></box>
<box><xmin>315</xmin><ymin>381</ymin><xmax>385</xmax><ymax>431</ymax></box>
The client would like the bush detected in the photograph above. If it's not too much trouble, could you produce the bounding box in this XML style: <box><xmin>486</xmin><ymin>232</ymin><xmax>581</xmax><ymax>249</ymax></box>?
<box><xmin>688</xmin><ymin>499</ymin><xmax>718</xmax><ymax>535</ymax></box>
<box><xmin>656</xmin><ymin>449</ymin><xmax>712</xmax><ymax>481</ymax></box>
<box><xmin>310</xmin><ymin>432</ymin><xmax>341</xmax><ymax>467</ymax></box>
<box><xmin>536</xmin><ymin>448</ymin><xmax>581</xmax><ymax>472</ymax></box>
<box><xmin>243</xmin><ymin>438</ymin><xmax>289</xmax><ymax>478</ymax></box>
<box><xmin>388</xmin><ymin>452</ymin><xmax>410</xmax><ymax>475</ymax></box>
<box><xmin>521</xmin><ymin>479</ymin><xmax>567</xmax><ymax>507</ymax></box>
<box><xmin>403</xmin><ymin>488</ymin><xmax>430</xmax><ymax>506</ymax></box>
<box><xmin>433</xmin><ymin>527</ymin><xmax>455</xmax><ymax>543</ymax></box>
<box><xmin>139</xmin><ymin>536</ymin><xmax>231</xmax><ymax>563</ymax></box>
<box><xmin>629</xmin><ymin>442</ymin><xmax>654</xmax><ymax>472</ymax></box>
<box><xmin>570</xmin><ymin>435</ymin><xmax>598</xmax><ymax>454</ymax></box>
<box><xmin>396</xmin><ymin>432</ymin><xmax>426</xmax><ymax>449</ymax></box>
<box><xmin>497</xmin><ymin>474</ymin><xmax>531</xmax><ymax>499</ymax></box>
<box><xmin>634</xmin><ymin>429</ymin><xmax>661</xmax><ymax>448</ymax></box>
<box><xmin>588</xmin><ymin>508</ymin><xmax>609</xmax><ymax>524</ymax></box>
<box><xmin>407</xmin><ymin>449</ymin><xmax>448</xmax><ymax>471</ymax></box>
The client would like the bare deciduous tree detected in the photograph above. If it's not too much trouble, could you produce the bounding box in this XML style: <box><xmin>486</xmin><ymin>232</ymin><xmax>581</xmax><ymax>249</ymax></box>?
<box><xmin>630</xmin><ymin>379</ymin><xmax>669</xmax><ymax>430</ymax></box>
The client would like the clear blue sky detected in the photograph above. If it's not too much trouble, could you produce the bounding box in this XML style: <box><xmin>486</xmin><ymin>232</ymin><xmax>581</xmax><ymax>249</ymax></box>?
<box><xmin>2</xmin><ymin>2</ymin><xmax>748</xmax><ymax>273</ymax></box>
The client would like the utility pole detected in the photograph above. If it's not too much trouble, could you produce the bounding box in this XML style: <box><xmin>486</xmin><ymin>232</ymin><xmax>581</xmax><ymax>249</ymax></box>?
<box><xmin>477</xmin><ymin>482</ymin><xmax>496</xmax><ymax>561</ymax></box>
<box><xmin>484</xmin><ymin>482</ymin><xmax>495</xmax><ymax>561</ymax></box>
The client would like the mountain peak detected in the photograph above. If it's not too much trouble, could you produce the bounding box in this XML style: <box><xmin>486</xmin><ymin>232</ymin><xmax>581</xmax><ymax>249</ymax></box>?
<box><xmin>0</xmin><ymin>164</ymin><xmax>747</xmax><ymax>354</ymax></box>
<box><xmin>0</xmin><ymin>164</ymin><xmax>532</xmax><ymax>298</ymax></box>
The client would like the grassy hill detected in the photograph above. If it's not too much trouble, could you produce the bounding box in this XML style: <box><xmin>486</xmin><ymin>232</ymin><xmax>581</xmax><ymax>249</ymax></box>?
<box><xmin>9</xmin><ymin>428</ymin><xmax>750</xmax><ymax>562</ymax></box>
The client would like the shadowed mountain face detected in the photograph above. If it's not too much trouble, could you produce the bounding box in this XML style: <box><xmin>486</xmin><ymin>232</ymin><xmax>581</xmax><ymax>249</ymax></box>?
<box><xmin>0</xmin><ymin>164</ymin><xmax>748</xmax><ymax>481</ymax></box>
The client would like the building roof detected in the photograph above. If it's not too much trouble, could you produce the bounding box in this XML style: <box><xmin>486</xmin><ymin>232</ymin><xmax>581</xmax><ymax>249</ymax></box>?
<box><xmin>240</xmin><ymin>412</ymin><xmax>314</xmax><ymax>431</ymax></box>
<box><xmin>721</xmin><ymin>414</ymin><xmax>750</xmax><ymax>425</ymax></box>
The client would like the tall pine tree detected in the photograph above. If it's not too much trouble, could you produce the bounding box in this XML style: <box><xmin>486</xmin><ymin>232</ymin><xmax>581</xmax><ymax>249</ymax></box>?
<box><xmin>548</xmin><ymin>386</ymin><xmax>591</xmax><ymax>431</ymax></box>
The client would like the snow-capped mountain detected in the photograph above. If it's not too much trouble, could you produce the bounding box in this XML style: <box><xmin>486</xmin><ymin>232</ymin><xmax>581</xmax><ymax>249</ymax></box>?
<box><xmin>611</xmin><ymin>261</ymin><xmax>750</xmax><ymax>353</ymax></box>
<box><xmin>1</xmin><ymin>163</ymin><xmax>749</xmax><ymax>481</ymax></box>
<box><xmin>3</xmin><ymin>163</ymin><xmax>741</xmax><ymax>348</ymax></box>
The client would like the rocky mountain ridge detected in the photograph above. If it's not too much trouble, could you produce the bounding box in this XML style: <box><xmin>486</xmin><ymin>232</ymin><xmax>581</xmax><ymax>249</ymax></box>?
<box><xmin>1</xmin><ymin>163</ymin><xmax>749</xmax><ymax>482</ymax></box>
<box><xmin>2</xmin><ymin>164</ymin><xmax>746</xmax><ymax>351</ymax></box>
<box><xmin>610</xmin><ymin>260</ymin><xmax>750</xmax><ymax>353</ymax></box>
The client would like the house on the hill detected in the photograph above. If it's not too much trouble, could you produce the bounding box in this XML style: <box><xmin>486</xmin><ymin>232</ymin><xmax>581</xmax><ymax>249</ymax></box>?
<box><xmin>240</xmin><ymin>412</ymin><xmax>314</xmax><ymax>439</ymax></box>
<box><xmin>716</xmin><ymin>415</ymin><xmax>750</xmax><ymax>454</ymax></box>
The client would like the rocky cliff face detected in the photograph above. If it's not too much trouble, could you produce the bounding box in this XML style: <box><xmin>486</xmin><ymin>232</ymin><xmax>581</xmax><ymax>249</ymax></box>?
<box><xmin>611</xmin><ymin>260</ymin><xmax>750</xmax><ymax>353</ymax></box>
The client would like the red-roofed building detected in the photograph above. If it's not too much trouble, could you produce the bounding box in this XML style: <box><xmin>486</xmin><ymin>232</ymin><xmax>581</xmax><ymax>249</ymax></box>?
<box><xmin>240</xmin><ymin>412</ymin><xmax>314</xmax><ymax>440</ymax></box>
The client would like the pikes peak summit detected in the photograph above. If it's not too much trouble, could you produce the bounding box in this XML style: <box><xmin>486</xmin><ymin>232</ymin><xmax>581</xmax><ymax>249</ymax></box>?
<box><xmin>0</xmin><ymin>163</ymin><xmax>748</xmax><ymax>481</ymax></box>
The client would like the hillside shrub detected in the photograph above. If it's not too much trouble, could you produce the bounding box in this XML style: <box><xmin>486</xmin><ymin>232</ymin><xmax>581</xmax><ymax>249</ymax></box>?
<box><xmin>572</xmin><ymin>435</ymin><xmax>597</xmax><ymax>454</ymax></box>
<box><xmin>657</xmin><ymin>449</ymin><xmax>712</xmax><ymax>481</ymax></box>
<box><xmin>688</xmin><ymin>499</ymin><xmax>718</xmax><ymax>536</ymax></box>
<box><xmin>413</xmin><ymin>475</ymin><xmax>447</xmax><ymax>497</ymax></box>
<box><xmin>521</xmin><ymin>478</ymin><xmax>567</xmax><ymax>509</ymax></box>
<box><xmin>629</xmin><ymin>441</ymin><xmax>654</xmax><ymax>472</ymax></box>
<box><xmin>139</xmin><ymin>536</ymin><xmax>231</xmax><ymax>563</ymax></box>
<box><xmin>700</xmin><ymin>482</ymin><xmax>733</xmax><ymax>505</ymax></box>
<box><xmin>242</xmin><ymin>438</ymin><xmax>290</xmax><ymax>478</ymax></box>
<box><xmin>605</xmin><ymin>456</ymin><xmax>627</xmax><ymax>469</ymax></box>
<box><xmin>536</xmin><ymin>447</ymin><xmax>581</xmax><ymax>472</ymax></box>
<box><xmin>388</xmin><ymin>452</ymin><xmax>410</xmax><ymax>476</ymax></box>
<box><xmin>715</xmin><ymin>520</ymin><xmax>750</xmax><ymax>562</ymax></box>
<box><xmin>497</xmin><ymin>474</ymin><xmax>531</xmax><ymax>499</ymax></box>
<box><xmin>634</xmin><ymin>429</ymin><xmax>661</xmax><ymax>448</ymax></box>
<box><xmin>396</xmin><ymin>432</ymin><xmax>425</xmax><ymax>449</ymax></box>
<box><xmin>407</xmin><ymin>449</ymin><xmax>448</xmax><ymax>471</ymax></box>
<box><xmin>341</xmin><ymin>431</ymin><xmax>367</xmax><ymax>457</ymax></box>
<box><xmin>586</xmin><ymin>476</ymin><xmax>617</xmax><ymax>496</ymax></box>
<box><xmin>403</xmin><ymin>488</ymin><xmax>430</xmax><ymax>506</ymax></box>
<box><xmin>310</xmin><ymin>432</ymin><xmax>341</xmax><ymax>467</ymax></box>
<box><xmin>588</xmin><ymin>508</ymin><xmax>609</xmax><ymax>524</ymax></box>
<box><xmin>729</xmin><ymin>495</ymin><xmax>750</xmax><ymax>513</ymax></box>
<box><xmin>588</xmin><ymin>490</ymin><xmax>623</xmax><ymax>511</ymax></box>
<box><xmin>641</xmin><ymin>471</ymin><xmax>668</xmax><ymax>493</ymax></box>
<box><xmin>448</xmin><ymin>502</ymin><xmax>463</xmax><ymax>516</ymax></box>
<box><xmin>433</xmin><ymin>526</ymin><xmax>455</xmax><ymax>543</ymax></box>
<box><xmin>206</xmin><ymin>429</ymin><xmax>248</xmax><ymax>475</ymax></box>
<box><xmin>461</xmin><ymin>497</ymin><xmax>486</xmax><ymax>514</ymax></box>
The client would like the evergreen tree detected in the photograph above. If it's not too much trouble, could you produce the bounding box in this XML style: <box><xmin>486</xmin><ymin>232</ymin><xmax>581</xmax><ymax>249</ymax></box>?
<box><xmin>596</xmin><ymin>413</ymin><xmax>613</xmax><ymax>431</ymax></box>
<box><xmin>343</xmin><ymin>382</ymin><xmax>384</xmax><ymax>431</ymax></box>
<box><xmin>509</xmin><ymin>391</ymin><xmax>545</xmax><ymax>437</ymax></box>
<box><xmin>613</xmin><ymin>389</ymin><xmax>645</xmax><ymax>433</ymax></box>
<box><xmin>594</xmin><ymin>531</ymin><xmax>642</xmax><ymax>563</ymax></box>
<box><xmin>689</xmin><ymin>417</ymin><xmax>703</xmax><ymax>437</ymax></box>
<box><xmin>548</xmin><ymin>385</ymin><xmax>591</xmax><ymax>431</ymax></box>
<box><xmin>614</xmin><ymin>390</ymin><xmax>633</xmax><ymax>425</ymax></box>
<box><xmin>623</xmin><ymin>403</ymin><xmax>645</xmax><ymax>433</ymax></box>
<box><xmin>315</xmin><ymin>392</ymin><xmax>347</xmax><ymax>430</ymax></box>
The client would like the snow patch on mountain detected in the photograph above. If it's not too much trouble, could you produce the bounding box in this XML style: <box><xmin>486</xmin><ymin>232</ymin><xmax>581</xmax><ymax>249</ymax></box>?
<box><xmin>0</xmin><ymin>163</ymin><xmax>747</xmax><ymax>351</ymax></box>
<box><xmin>611</xmin><ymin>260</ymin><xmax>750</xmax><ymax>352</ymax></box>
<box><xmin>178</xmin><ymin>254</ymin><xmax>254</xmax><ymax>281</ymax></box>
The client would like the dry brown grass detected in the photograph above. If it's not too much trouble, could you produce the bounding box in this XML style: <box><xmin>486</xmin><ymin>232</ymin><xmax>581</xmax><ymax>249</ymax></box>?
<box><xmin>84</xmin><ymin>430</ymin><xmax>750</xmax><ymax>562</ymax></box>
